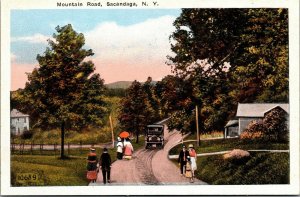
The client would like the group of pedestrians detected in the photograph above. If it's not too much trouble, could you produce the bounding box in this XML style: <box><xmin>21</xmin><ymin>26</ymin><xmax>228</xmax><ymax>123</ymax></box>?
<box><xmin>86</xmin><ymin>137</ymin><xmax>134</xmax><ymax>184</ymax></box>
<box><xmin>87</xmin><ymin>140</ymin><xmax>196</xmax><ymax>184</ymax></box>
<box><xmin>86</xmin><ymin>147</ymin><xmax>112</xmax><ymax>184</ymax></box>
<box><xmin>178</xmin><ymin>144</ymin><xmax>197</xmax><ymax>183</ymax></box>
<box><xmin>116</xmin><ymin>137</ymin><xmax>134</xmax><ymax>160</ymax></box>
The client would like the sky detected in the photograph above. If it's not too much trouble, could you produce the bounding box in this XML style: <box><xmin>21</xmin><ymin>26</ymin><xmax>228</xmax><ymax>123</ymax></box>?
<box><xmin>11</xmin><ymin>9</ymin><xmax>181</xmax><ymax>90</ymax></box>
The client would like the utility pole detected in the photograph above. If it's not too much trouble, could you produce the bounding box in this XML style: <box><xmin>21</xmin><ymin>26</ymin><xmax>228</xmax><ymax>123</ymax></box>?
<box><xmin>109</xmin><ymin>114</ymin><xmax>114</xmax><ymax>148</ymax></box>
<box><xmin>196</xmin><ymin>105</ymin><xmax>200</xmax><ymax>146</ymax></box>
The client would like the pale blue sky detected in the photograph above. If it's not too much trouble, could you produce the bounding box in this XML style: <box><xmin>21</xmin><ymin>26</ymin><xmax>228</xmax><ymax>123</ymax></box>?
<box><xmin>11</xmin><ymin>9</ymin><xmax>181</xmax><ymax>36</ymax></box>
<box><xmin>11</xmin><ymin>9</ymin><xmax>181</xmax><ymax>64</ymax></box>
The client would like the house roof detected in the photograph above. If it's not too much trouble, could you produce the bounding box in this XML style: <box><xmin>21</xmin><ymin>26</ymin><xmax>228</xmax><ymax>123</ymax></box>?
<box><xmin>225</xmin><ymin>119</ymin><xmax>239</xmax><ymax>127</ymax></box>
<box><xmin>236</xmin><ymin>103</ymin><xmax>289</xmax><ymax>117</ymax></box>
<box><xmin>11</xmin><ymin>109</ymin><xmax>29</xmax><ymax>118</ymax></box>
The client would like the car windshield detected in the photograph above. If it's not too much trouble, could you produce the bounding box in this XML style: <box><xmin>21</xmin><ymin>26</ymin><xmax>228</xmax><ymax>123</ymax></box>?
<box><xmin>147</xmin><ymin>127</ymin><xmax>163</xmax><ymax>135</ymax></box>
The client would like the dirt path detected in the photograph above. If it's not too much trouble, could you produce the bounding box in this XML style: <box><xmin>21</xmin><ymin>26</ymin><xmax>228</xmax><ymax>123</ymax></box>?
<box><xmin>89</xmin><ymin>125</ymin><xmax>207</xmax><ymax>185</ymax></box>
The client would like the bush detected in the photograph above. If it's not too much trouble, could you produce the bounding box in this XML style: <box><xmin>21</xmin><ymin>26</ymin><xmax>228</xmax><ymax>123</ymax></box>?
<box><xmin>21</xmin><ymin>130</ymin><xmax>34</xmax><ymax>139</ymax></box>
<box><xmin>263</xmin><ymin>107</ymin><xmax>288</xmax><ymax>142</ymax></box>
<box><xmin>240</xmin><ymin>131</ymin><xmax>264</xmax><ymax>140</ymax></box>
<box><xmin>245</xmin><ymin>120</ymin><xmax>265</xmax><ymax>133</ymax></box>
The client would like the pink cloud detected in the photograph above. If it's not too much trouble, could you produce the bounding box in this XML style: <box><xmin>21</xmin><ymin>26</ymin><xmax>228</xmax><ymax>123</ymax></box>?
<box><xmin>92</xmin><ymin>58</ymin><xmax>172</xmax><ymax>84</ymax></box>
<box><xmin>11</xmin><ymin>63</ymin><xmax>36</xmax><ymax>90</ymax></box>
<box><xmin>11</xmin><ymin>59</ymin><xmax>173</xmax><ymax>91</ymax></box>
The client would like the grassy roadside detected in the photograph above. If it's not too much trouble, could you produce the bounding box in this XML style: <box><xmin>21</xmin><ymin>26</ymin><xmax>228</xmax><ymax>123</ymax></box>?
<box><xmin>11</xmin><ymin>147</ymin><xmax>116</xmax><ymax>186</ymax></box>
<box><xmin>195</xmin><ymin>152</ymin><xmax>289</xmax><ymax>184</ymax></box>
<box><xmin>169</xmin><ymin>138</ymin><xmax>289</xmax><ymax>155</ymax></box>
<box><xmin>11</xmin><ymin>155</ymin><xmax>88</xmax><ymax>186</ymax></box>
<box><xmin>169</xmin><ymin>138</ymin><xmax>289</xmax><ymax>184</ymax></box>
<box><xmin>11</xmin><ymin>140</ymin><xmax>145</xmax><ymax>186</ymax></box>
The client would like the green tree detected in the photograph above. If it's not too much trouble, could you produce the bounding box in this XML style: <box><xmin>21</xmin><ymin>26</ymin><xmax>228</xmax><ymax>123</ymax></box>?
<box><xmin>19</xmin><ymin>24</ymin><xmax>107</xmax><ymax>158</ymax></box>
<box><xmin>142</xmin><ymin>77</ymin><xmax>161</xmax><ymax>123</ymax></box>
<box><xmin>153</xmin><ymin>75</ymin><xmax>196</xmax><ymax>133</ymax></box>
<box><xmin>231</xmin><ymin>9</ymin><xmax>288</xmax><ymax>103</ymax></box>
<box><xmin>118</xmin><ymin>80</ymin><xmax>152</xmax><ymax>143</ymax></box>
<box><xmin>167</xmin><ymin>9</ymin><xmax>288</xmax><ymax>133</ymax></box>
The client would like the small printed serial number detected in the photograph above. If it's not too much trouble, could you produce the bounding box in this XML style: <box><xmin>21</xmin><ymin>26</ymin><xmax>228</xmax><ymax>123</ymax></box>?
<box><xmin>16</xmin><ymin>173</ymin><xmax>44</xmax><ymax>186</ymax></box>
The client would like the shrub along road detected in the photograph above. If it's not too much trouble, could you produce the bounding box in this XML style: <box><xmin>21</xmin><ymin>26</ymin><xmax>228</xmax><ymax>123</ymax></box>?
<box><xmin>89</xmin><ymin>127</ymin><xmax>207</xmax><ymax>185</ymax></box>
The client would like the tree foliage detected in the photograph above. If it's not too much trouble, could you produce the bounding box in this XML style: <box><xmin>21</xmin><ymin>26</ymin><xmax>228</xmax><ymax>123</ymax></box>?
<box><xmin>167</xmin><ymin>8</ymin><xmax>288</xmax><ymax>133</ymax></box>
<box><xmin>12</xmin><ymin>24</ymin><xmax>107</xmax><ymax>157</ymax></box>
<box><xmin>118</xmin><ymin>80</ymin><xmax>153</xmax><ymax>143</ymax></box>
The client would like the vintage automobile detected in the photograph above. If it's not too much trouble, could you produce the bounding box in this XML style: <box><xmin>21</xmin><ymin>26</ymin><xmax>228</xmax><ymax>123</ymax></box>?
<box><xmin>145</xmin><ymin>124</ymin><xmax>164</xmax><ymax>149</ymax></box>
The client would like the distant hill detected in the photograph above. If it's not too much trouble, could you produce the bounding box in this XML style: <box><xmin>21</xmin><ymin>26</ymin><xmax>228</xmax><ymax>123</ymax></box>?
<box><xmin>105</xmin><ymin>80</ymin><xmax>158</xmax><ymax>89</ymax></box>
<box><xmin>105</xmin><ymin>81</ymin><xmax>133</xmax><ymax>89</ymax></box>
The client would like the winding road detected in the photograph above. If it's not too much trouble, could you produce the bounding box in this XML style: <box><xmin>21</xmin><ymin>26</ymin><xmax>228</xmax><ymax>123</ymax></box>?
<box><xmin>89</xmin><ymin>125</ymin><xmax>207</xmax><ymax>185</ymax></box>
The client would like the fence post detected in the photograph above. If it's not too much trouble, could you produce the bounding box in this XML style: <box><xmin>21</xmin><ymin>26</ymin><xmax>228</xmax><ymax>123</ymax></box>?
<box><xmin>23</xmin><ymin>143</ymin><xmax>25</xmax><ymax>154</ymax></box>
<box><xmin>30</xmin><ymin>141</ymin><xmax>33</xmax><ymax>155</ymax></box>
<box><xmin>40</xmin><ymin>142</ymin><xmax>43</xmax><ymax>155</ymax></box>
<box><xmin>80</xmin><ymin>141</ymin><xmax>82</xmax><ymax>154</ymax></box>
<box><xmin>54</xmin><ymin>143</ymin><xmax>57</xmax><ymax>156</ymax></box>
<box><xmin>19</xmin><ymin>141</ymin><xmax>24</xmax><ymax>155</ymax></box>
<box><xmin>68</xmin><ymin>143</ymin><xmax>70</xmax><ymax>155</ymax></box>
<box><xmin>19</xmin><ymin>143</ymin><xmax>22</xmax><ymax>154</ymax></box>
<box><xmin>11</xmin><ymin>138</ymin><xmax>15</xmax><ymax>154</ymax></box>
<box><xmin>32</xmin><ymin>141</ymin><xmax>35</xmax><ymax>155</ymax></box>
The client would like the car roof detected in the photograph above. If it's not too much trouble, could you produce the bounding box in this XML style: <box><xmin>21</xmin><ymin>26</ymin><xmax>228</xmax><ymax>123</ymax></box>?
<box><xmin>147</xmin><ymin>124</ymin><xmax>164</xmax><ymax>128</ymax></box>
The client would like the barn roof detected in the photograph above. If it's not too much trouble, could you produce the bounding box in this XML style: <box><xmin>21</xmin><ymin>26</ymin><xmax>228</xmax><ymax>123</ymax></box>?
<box><xmin>236</xmin><ymin>103</ymin><xmax>289</xmax><ymax>118</ymax></box>
<box><xmin>11</xmin><ymin>109</ymin><xmax>29</xmax><ymax>118</ymax></box>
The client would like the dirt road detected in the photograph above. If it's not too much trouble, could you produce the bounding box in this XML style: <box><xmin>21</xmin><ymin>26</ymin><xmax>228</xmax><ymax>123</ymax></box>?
<box><xmin>90</xmin><ymin>125</ymin><xmax>207</xmax><ymax>185</ymax></box>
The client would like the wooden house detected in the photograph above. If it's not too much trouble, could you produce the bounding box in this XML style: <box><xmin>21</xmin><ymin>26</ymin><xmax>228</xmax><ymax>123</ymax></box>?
<box><xmin>225</xmin><ymin>103</ymin><xmax>289</xmax><ymax>138</ymax></box>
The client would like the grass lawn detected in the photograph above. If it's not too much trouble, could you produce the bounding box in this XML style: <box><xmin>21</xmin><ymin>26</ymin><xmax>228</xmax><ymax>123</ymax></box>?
<box><xmin>11</xmin><ymin>155</ymin><xmax>88</xmax><ymax>186</ymax></box>
<box><xmin>169</xmin><ymin>137</ymin><xmax>289</xmax><ymax>184</ymax></box>
<box><xmin>11</xmin><ymin>140</ymin><xmax>144</xmax><ymax>186</ymax></box>
<box><xmin>195</xmin><ymin>152</ymin><xmax>289</xmax><ymax>184</ymax></box>
<box><xmin>11</xmin><ymin>148</ymin><xmax>116</xmax><ymax>186</ymax></box>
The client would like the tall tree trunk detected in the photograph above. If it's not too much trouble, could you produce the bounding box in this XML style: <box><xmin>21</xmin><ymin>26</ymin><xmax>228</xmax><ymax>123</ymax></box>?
<box><xmin>60</xmin><ymin>121</ymin><xmax>65</xmax><ymax>159</ymax></box>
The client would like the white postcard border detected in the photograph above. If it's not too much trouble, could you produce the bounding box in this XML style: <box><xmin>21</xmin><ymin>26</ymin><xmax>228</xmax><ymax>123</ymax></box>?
<box><xmin>1</xmin><ymin>0</ymin><xmax>299</xmax><ymax>195</ymax></box>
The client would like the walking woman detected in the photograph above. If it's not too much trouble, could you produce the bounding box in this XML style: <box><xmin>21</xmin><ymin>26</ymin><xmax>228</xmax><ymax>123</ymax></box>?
<box><xmin>86</xmin><ymin>148</ymin><xmax>98</xmax><ymax>183</ymax></box>
<box><xmin>188</xmin><ymin>144</ymin><xmax>197</xmax><ymax>182</ymax></box>
<box><xmin>116</xmin><ymin>137</ymin><xmax>123</xmax><ymax>160</ymax></box>
<box><xmin>123</xmin><ymin>138</ymin><xmax>134</xmax><ymax>160</ymax></box>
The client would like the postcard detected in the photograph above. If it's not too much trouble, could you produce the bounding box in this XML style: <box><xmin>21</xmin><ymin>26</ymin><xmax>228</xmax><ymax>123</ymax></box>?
<box><xmin>1</xmin><ymin>0</ymin><xmax>299</xmax><ymax>195</ymax></box>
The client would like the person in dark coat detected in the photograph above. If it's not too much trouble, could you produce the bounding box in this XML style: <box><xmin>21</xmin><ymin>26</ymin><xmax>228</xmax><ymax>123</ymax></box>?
<box><xmin>99</xmin><ymin>147</ymin><xmax>112</xmax><ymax>184</ymax></box>
<box><xmin>178</xmin><ymin>145</ymin><xmax>190</xmax><ymax>176</ymax></box>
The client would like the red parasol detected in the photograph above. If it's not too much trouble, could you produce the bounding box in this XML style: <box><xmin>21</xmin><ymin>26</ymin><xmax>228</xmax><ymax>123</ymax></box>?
<box><xmin>119</xmin><ymin>131</ymin><xmax>130</xmax><ymax>138</ymax></box>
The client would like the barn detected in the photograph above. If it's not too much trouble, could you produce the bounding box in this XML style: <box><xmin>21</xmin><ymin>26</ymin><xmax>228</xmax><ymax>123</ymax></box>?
<box><xmin>225</xmin><ymin>103</ymin><xmax>289</xmax><ymax>138</ymax></box>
